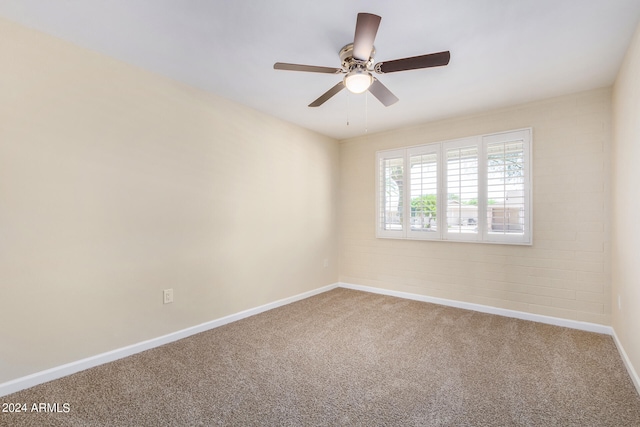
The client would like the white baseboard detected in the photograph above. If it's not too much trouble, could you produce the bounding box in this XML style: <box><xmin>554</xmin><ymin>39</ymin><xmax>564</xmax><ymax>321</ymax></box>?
<box><xmin>338</xmin><ymin>282</ymin><xmax>613</xmax><ymax>335</ymax></box>
<box><xmin>611</xmin><ymin>329</ymin><xmax>640</xmax><ymax>396</ymax></box>
<box><xmin>0</xmin><ymin>283</ymin><xmax>339</xmax><ymax>398</ymax></box>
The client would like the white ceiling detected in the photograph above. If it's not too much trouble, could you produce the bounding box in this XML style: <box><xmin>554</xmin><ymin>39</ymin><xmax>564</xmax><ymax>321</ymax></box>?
<box><xmin>1</xmin><ymin>1</ymin><xmax>639</xmax><ymax>140</ymax></box>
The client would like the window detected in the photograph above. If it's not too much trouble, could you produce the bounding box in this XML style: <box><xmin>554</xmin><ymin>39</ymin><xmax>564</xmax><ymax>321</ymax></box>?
<box><xmin>444</xmin><ymin>139</ymin><xmax>479</xmax><ymax>241</ymax></box>
<box><xmin>407</xmin><ymin>144</ymin><xmax>440</xmax><ymax>239</ymax></box>
<box><xmin>376</xmin><ymin>128</ymin><xmax>532</xmax><ymax>245</ymax></box>
<box><xmin>377</xmin><ymin>149</ymin><xmax>405</xmax><ymax>238</ymax></box>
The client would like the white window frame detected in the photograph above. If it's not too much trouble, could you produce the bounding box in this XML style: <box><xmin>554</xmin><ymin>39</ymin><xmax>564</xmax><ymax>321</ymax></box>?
<box><xmin>375</xmin><ymin>128</ymin><xmax>532</xmax><ymax>245</ymax></box>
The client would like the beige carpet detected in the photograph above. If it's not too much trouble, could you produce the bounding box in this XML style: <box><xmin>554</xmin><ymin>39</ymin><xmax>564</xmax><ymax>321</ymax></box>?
<box><xmin>2</xmin><ymin>288</ymin><xmax>640</xmax><ymax>426</ymax></box>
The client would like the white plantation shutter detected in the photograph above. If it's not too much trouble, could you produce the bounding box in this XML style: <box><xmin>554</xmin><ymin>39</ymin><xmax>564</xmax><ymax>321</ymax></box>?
<box><xmin>483</xmin><ymin>129</ymin><xmax>531</xmax><ymax>244</ymax></box>
<box><xmin>376</xmin><ymin>150</ymin><xmax>405</xmax><ymax>238</ymax></box>
<box><xmin>375</xmin><ymin>128</ymin><xmax>531</xmax><ymax>245</ymax></box>
<box><xmin>407</xmin><ymin>145</ymin><xmax>440</xmax><ymax>239</ymax></box>
<box><xmin>443</xmin><ymin>138</ymin><xmax>480</xmax><ymax>241</ymax></box>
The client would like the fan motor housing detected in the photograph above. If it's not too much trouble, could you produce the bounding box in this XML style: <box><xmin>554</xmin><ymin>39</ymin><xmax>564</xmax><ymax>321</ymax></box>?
<box><xmin>339</xmin><ymin>43</ymin><xmax>375</xmax><ymax>70</ymax></box>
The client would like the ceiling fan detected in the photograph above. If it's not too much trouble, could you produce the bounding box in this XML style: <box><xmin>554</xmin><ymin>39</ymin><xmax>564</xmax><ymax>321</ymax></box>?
<box><xmin>274</xmin><ymin>12</ymin><xmax>450</xmax><ymax>107</ymax></box>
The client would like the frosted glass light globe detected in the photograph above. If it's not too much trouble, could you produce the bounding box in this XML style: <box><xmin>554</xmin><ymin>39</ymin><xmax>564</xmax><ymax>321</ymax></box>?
<box><xmin>344</xmin><ymin>69</ymin><xmax>373</xmax><ymax>94</ymax></box>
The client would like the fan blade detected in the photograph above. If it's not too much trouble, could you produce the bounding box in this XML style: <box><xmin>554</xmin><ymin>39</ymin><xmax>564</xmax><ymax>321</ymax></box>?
<box><xmin>368</xmin><ymin>78</ymin><xmax>399</xmax><ymax>107</ymax></box>
<box><xmin>376</xmin><ymin>51</ymin><xmax>450</xmax><ymax>74</ymax></box>
<box><xmin>309</xmin><ymin>81</ymin><xmax>345</xmax><ymax>107</ymax></box>
<box><xmin>274</xmin><ymin>62</ymin><xmax>342</xmax><ymax>74</ymax></box>
<box><xmin>352</xmin><ymin>13</ymin><xmax>381</xmax><ymax>61</ymax></box>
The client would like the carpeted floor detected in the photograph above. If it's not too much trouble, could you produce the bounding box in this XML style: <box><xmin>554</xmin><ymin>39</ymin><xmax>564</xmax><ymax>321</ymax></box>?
<box><xmin>2</xmin><ymin>288</ymin><xmax>640</xmax><ymax>426</ymax></box>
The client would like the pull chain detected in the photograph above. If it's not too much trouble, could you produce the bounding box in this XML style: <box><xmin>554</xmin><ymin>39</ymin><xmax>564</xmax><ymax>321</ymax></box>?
<box><xmin>365</xmin><ymin>91</ymin><xmax>368</xmax><ymax>133</ymax></box>
<box><xmin>346</xmin><ymin>91</ymin><xmax>350</xmax><ymax>126</ymax></box>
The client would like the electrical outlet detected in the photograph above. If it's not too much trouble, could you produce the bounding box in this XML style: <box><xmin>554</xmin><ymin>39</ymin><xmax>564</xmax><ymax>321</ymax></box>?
<box><xmin>323</xmin><ymin>259</ymin><xmax>329</xmax><ymax>268</ymax></box>
<box><xmin>163</xmin><ymin>289</ymin><xmax>174</xmax><ymax>304</ymax></box>
<box><xmin>618</xmin><ymin>294</ymin><xmax>621</xmax><ymax>310</ymax></box>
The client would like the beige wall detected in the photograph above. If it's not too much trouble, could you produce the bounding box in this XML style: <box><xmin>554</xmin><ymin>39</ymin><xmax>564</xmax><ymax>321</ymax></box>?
<box><xmin>0</xmin><ymin>18</ymin><xmax>339</xmax><ymax>383</ymax></box>
<box><xmin>612</xmin><ymin>21</ymin><xmax>640</xmax><ymax>384</ymax></box>
<box><xmin>340</xmin><ymin>88</ymin><xmax>611</xmax><ymax>324</ymax></box>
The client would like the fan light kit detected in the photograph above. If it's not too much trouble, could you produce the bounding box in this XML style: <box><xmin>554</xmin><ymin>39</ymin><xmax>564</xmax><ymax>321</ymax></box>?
<box><xmin>274</xmin><ymin>12</ymin><xmax>451</xmax><ymax>107</ymax></box>
<box><xmin>344</xmin><ymin>67</ymin><xmax>373</xmax><ymax>94</ymax></box>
